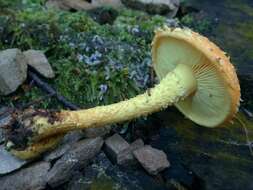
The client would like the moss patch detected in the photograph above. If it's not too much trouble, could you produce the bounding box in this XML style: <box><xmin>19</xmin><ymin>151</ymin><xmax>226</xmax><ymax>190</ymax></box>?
<box><xmin>0</xmin><ymin>2</ymin><xmax>166</xmax><ymax>109</ymax></box>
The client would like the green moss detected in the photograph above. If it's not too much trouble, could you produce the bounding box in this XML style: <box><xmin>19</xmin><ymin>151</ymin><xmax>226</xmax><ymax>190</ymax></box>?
<box><xmin>180</xmin><ymin>14</ymin><xmax>212</xmax><ymax>34</ymax></box>
<box><xmin>0</xmin><ymin>4</ymin><xmax>166</xmax><ymax>109</ymax></box>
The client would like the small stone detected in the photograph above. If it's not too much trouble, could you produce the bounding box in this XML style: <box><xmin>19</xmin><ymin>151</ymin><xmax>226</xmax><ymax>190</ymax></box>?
<box><xmin>121</xmin><ymin>0</ymin><xmax>180</xmax><ymax>17</ymax></box>
<box><xmin>0</xmin><ymin>128</ymin><xmax>3</xmax><ymax>144</ymax></box>
<box><xmin>44</xmin><ymin>143</ymin><xmax>72</xmax><ymax>162</ymax></box>
<box><xmin>46</xmin><ymin>0</ymin><xmax>123</xmax><ymax>11</ymax></box>
<box><xmin>47</xmin><ymin>137</ymin><xmax>104</xmax><ymax>188</ymax></box>
<box><xmin>92</xmin><ymin>0</ymin><xmax>123</xmax><ymax>7</ymax></box>
<box><xmin>0</xmin><ymin>49</ymin><xmax>27</xmax><ymax>95</ymax></box>
<box><xmin>0</xmin><ymin>107</ymin><xmax>14</xmax><ymax>144</ymax></box>
<box><xmin>83</xmin><ymin>125</ymin><xmax>111</xmax><ymax>138</ymax></box>
<box><xmin>0</xmin><ymin>162</ymin><xmax>50</xmax><ymax>190</ymax></box>
<box><xmin>104</xmin><ymin>134</ymin><xmax>130</xmax><ymax>163</ymax></box>
<box><xmin>0</xmin><ymin>145</ymin><xmax>28</xmax><ymax>175</ymax></box>
<box><xmin>133</xmin><ymin>145</ymin><xmax>170</xmax><ymax>175</ymax></box>
<box><xmin>62</xmin><ymin>130</ymin><xmax>85</xmax><ymax>144</ymax></box>
<box><xmin>117</xmin><ymin>139</ymin><xmax>144</xmax><ymax>166</ymax></box>
<box><xmin>24</xmin><ymin>50</ymin><xmax>55</xmax><ymax>78</ymax></box>
<box><xmin>44</xmin><ymin>131</ymin><xmax>85</xmax><ymax>162</ymax></box>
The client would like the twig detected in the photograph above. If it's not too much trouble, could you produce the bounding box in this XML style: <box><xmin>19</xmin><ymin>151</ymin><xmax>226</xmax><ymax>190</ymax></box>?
<box><xmin>27</xmin><ymin>70</ymin><xmax>80</xmax><ymax>110</ymax></box>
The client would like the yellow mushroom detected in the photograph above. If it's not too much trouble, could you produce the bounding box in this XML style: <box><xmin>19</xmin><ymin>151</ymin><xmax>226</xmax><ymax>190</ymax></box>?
<box><xmin>2</xmin><ymin>27</ymin><xmax>241</xmax><ymax>159</ymax></box>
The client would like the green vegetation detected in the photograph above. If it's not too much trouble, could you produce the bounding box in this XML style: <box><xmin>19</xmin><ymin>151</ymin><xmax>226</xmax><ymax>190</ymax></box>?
<box><xmin>180</xmin><ymin>14</ymin><xmax>212</xmax><ymax>34</ymax></box>
<box><xmin>0</xmin><ymin>1</ymin><xmax>166</xmax><ymax>109</ymax></box>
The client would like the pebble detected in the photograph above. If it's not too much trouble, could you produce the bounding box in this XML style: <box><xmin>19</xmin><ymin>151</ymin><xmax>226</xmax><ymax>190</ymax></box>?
<box><xmin>133</xmin><ymin>145</ymin><xmax>170</xmax><ymax>175</ymax></box>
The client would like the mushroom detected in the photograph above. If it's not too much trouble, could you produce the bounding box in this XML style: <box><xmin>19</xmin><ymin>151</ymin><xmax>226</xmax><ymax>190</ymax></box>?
<box><xmin>3</xmin><ymin>27</ymin><xmax>240</xmax><ymax>159</ymax></box>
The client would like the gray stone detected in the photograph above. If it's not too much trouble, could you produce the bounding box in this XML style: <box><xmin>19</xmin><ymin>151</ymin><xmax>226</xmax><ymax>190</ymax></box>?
<box><xmin>133</xmin><ymin>145</ymin><xmax>170</xmax><ymax>175</ymax></box>
<box><xmin>0</xmin><ymin>107</ymin><xmax>14</xmax><ymax>144</ymax></box>
<box><xmin>24</xmin><ymin>50</ymin><xmax>55</xmax><ymax>78</ymax></box>
<box><xmin>0</xmin><ymin>128</ymin><xmax>3</xmax><ymax>144</ymax></box>
<box><xmin>44</xmin><ymin>131</ymin><xmax>85</xmax><ymax>162</ymax></box>
<box><xmin>0</xmin><ymin>162</ymin><xmax>50</xmax><ymax>190</ymax></box>
<box><xmin>92</xmin><ymin>0</ymin><xmax>123</xmax><ymax>7</ymax></box>
<box><xmin>44</xmin><ymin>143</ymin><xmax>72</xmax><ymax>162</ymax></box>
<box><xmin>62</xmin><ymin>130</ymin><xmax>85</xmax><ymax>144</ymax></box>
<box><xmin>0</xmin><ymin>145</ymin><xmax>28</xmax><ymax>175</ymax></box>
<box><xmin>117</xmin><ymin>139</ymin><xmax>144</xmax><ymax>166</ymax></box>
<box><xmin>0</xmin><ymin>49</ymin><xmax>27</xmax><ymax>95</ymax></box>
<box><xmin>121</xmin><ymin>0</ymin><xmax>180</xmax><ymax>17</ymax></box>
<box><xmin>83</xmin><ymin>125</ymin><xmax>111</xmax><ymax>138</ymax></box>
<box><xmin>46</xmin><ymin>0</ymin><xmax>123</xmax><ymax>11</ymax></box>
<box><xmin>104</xmin><ymin>134</ymin><xmax>130</xmax><ymax>163</ymax></box>
<box><xmin>47</xmin><ymin>137</ymin><xmax>104</xmax><ymax>188</ymax></box>
<box><xmin>46</xmin><ymin>0</ymin><xmax>94</xmax><ymax>10</ymax></box>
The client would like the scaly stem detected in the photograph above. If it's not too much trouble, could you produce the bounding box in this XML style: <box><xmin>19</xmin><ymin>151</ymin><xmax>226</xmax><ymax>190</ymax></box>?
<box><xmin>27</xmin><ymin>64</ymin><xmax>197</xmax><ymax>141</ymax></box>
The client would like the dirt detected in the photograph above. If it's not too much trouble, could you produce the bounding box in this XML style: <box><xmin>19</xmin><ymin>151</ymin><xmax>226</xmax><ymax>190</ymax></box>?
<box><xmin>1</xmin><ymin>109</ymin><xmax>62</xmax><ymax>150</ymax></box>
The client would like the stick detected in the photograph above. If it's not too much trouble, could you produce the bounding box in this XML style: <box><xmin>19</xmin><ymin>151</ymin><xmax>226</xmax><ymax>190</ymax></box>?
<box><xmin>28</xmin><ymin>70</ymin><xmax>80</xmax><ymax>110</ymax></box>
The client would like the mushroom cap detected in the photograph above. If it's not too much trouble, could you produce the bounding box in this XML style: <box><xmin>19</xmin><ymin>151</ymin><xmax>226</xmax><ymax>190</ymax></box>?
<box><xmin>152</xmin><ymin>27</ymin><xmax>240</xmax><ymax>127</ymax></box>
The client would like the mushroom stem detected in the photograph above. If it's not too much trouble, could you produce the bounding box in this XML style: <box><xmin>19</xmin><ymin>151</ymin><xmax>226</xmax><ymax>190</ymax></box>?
<box><xmin>13</xmin><ymin>64</ymin><xmax>197</xmax><ymax>144</ymax></box>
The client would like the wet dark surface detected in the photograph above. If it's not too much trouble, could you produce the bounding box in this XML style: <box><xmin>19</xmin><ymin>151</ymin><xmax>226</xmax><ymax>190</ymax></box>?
<box><xmin>152</xmin><ymin>109</ymin><xmax>253</xmax><ymax>190</ymax></box>
<box><xmin>147</xmin><ymin>1</ymin><xmax>253</xmax><ymax>189</ymax></box>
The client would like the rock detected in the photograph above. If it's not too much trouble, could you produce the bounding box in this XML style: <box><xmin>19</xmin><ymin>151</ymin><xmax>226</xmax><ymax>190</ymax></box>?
<box><xmin>46</xmin><ymin>0</ymin><xmax>123</xmax><ymax>11</ymax></box>
<box><xmin>104</xmin><ymin>135</ymin><xmax>145</xmax><ymax>166</ymax></box>
<box><xmin>62</xmin><ymin>130</ymin><xmax>85</xmax><ymax>144</ymax></box>
<box><xmin>67</xmin><ymin>152</ymin><xmax>168</xmax><ymax>190</ymax></box>
<box><xmin>46</xmin><ymin>0</ymin><xmax>94</xmax><ymax>10</ymax></box>
<box><xmin>106</xmin><ymin>165</ymin><xmax>169</xmax><ymax>190</ymax></box>
<box><xmin>44</xmin><ymin>143</ymin><xmax>72</xmax><ymax>162</ymax></box>
<box><xmin>88</xmin><ymin>7</ymin><xmax>119</xmax><ymax>25</ymax></box>
<box><xmin>0</xmin><ymin>128</ymin><xmax>3</xmax><ymax>144</ymax></box>
<box><xmin>0</xmin><ymin>145</ymin><xmax>28</xmax><ymax>175</ymax></box>
<box><xmin>47</xmin><ymin>137</ymin><xmax>104</xmax><ymax>188</ymax></box>
<box><xmin>44</xmin><ymin>131</ymin><xmax>84</xmax><ymax>162</ymax></box>
<box><xmin>92</xmin><ymin>0</ymin><xmax>123</xmax><ymax>8</ymax></box>
<box><xmin>0</xmin><ymin>49</ymin><xmax>27</xmax><ymax>95</ymax></box>
<box><xmin>0</xmin><ymin>107</ymin><xmax>14</xmax><ymax>144</ymax></box>
<box><xmin>165</xmin><ymin>18</ymin><xmax>180</xmax><ymax>28</ymax></box>
<box><xmin>117</xmin><ymin>139</ymin><xmax>144</xmax><ymax>166</ymax></box>
<box><xmin>83</xmin><ymin>125</ymin><xmax>111</xmax><ymax>138</ymax></box>
<box><xmin>133</xmin><ymin>145</ymin><xmax>170</xmax><ymax>175</ymax></box>
<box><xmin>0</xmin><ymin>162</ymin><xmax>50</xmax><ymax>190</ymax></box>
<box><xmin>104</xmin><ymin>133</ymin><xmax>130</xmax><ymax>163</ymax></box>
<box><xmin>23</xmin><ymin>50</ymin><xmax>55</xmax><ymax>78</ymax></box>
<box><xmin>121</xmin><ymin>0</ymin><xmax>180</xmax><ymax>16</ymax></box>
